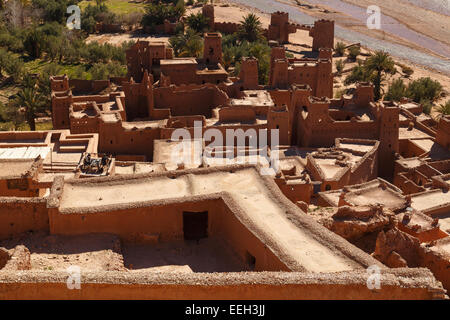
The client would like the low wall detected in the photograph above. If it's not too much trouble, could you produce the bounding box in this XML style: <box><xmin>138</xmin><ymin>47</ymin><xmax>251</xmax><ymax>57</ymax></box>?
<box><xmin>0</xmin><ymin>269</ymin><xmax>445</xmax><ymax>300</ymax></box>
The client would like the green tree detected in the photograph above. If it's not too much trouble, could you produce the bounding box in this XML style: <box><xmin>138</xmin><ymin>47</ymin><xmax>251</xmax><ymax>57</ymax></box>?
<box><xmin>406</xmin><ymin>77</ymin><xmax>442</xmax><ymax>103</ymax></box>
<box><xmin>363</xmin><ymin>51</ymin><xmax>396</xmax><ymax>101</ymax></box>
<box><xmin>238</xmin><ymin>13</ymin><xmax>263</xmax><ymax>42</ymax></box>
<box><xmin>169</xmin><ymin>29</ymin><xmax>203</xmax><ymax>57</ymax></box>
<box><xmin>10</xmin><ymin>86</ymin><xmax>46</xmax><ymax>131</ymax></box>
<box><xmin>0</xmin><ymin>48</ymin><xmax>24</xmax><ymax>82</ymax></box>
<box><xmin>141</xmin><ymin>1</ymin><xmax>185</xmax><ymax>30</ymax></box>
<box><xmin>186</xmin><ymin>12</ymin><xmax>209</xmax><ymax>33</ymax></box>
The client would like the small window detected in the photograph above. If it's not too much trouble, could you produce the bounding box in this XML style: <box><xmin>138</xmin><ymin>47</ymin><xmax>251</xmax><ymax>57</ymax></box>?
<box><xmin>325</xmin><ymin>184</ymin><xmax>331</xmax><ymax>191</ymax></box>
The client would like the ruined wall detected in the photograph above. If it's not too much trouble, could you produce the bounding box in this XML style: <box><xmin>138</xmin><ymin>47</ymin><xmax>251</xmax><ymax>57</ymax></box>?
<box><xmin>419</xmin><ymin>241</ymin><xmax>450</xmax><ymax>292</ymax></box>
<box><xmin>69</xmin><ymin>80</ymin><xmax>110</xmax><ymax>95</ymax></box>
<box><xmin>393</xmin><ymin>173</ymin><xmax>426</xmax><ymax>195</ymax></box>
<box><xmin>154</xmin><ymin>85</ymin><xmax>228</xmax><ymax>117</ymax></box>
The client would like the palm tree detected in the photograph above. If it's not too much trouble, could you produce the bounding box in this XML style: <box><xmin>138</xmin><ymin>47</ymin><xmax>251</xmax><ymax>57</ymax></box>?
<box><xmin>186</xmin><ymin>12</ymin><xmax>210</xmax><ymax>33</ymax></box>
<box><xmin>11</xmin><ymin>86</ymin><xmax>46</xmax><ymax>131</ymax></box>
<box><xmin>238</xmin><ymin>13</ymin><xmax>263</xmax><ymax>42</ymax></box>
<box><xmin>169</xmin><ymin>29</ymin><xmax>203</xmax><ymax>58</ymax></box>
<box><xmin>364</xmin><ymin>51</ymin><xmax>396</xmax><ymax>101</ymax></box>
<box><xmin>436</xmin><ymin>100</ymin><xmax>450</xmax><ymax>119</ymax></box>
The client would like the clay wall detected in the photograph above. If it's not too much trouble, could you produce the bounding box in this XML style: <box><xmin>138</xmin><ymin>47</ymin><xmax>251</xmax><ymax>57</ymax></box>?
<box><xmin>69</xmin><ymin>80</ymin><xmax>110</xmax><ymax>95</ymax></box>
<box><xmin>429</xmin><ymin>160</ymin><xmax>450</xmax><ymax>174</ymax></box>
<box><xmin>0</xmin><ymin>131</ymin><xmax>49</xmax><ymax>145</ymax></box>
<box><xmin>202</xmin><ymin>4</ymin><xmax>215</xmax><ymax>29</ymax></box>
<box><xmin>300</xmin><ymin>120</ymin><xmax>378</xmax><ymax>148</ymax></box>
<box><xmin>203</xmin><ymin>33</ymin><xmax>222</xmax><ymax>65</ymax></box>
<box><xmin>213</xmin><ymin>22</ymin><xmax>239</xmax><ymax>34</ymax></box>
<box><xmin>310</xmin><ymin>20</ymin><xmax>335</xmax><ymax>51</ymax></box>
<box><xmin>0</xmin><ymin>198</ymin><xmax>49</xmax><ymax>240</ymax></box>
<box><xmin>393</xmin><ymin>173</ymin><xmax>426</xmax><ymax>195</ymax></box>
<box><xmin>160</xmin><ymin>63</ymin><xmax>197</xmax><ymax>85</ymax></box>
<box><xmin>436</xmin><ymin>116</ymin><xmax>450</xmax><ymax>149</ymax></box>
<box><xmin>154</xmin><ymin>85</ymin><xmax>228</xmax><ymax>117</ymax></box>
<box><xmin>49</xmin><ymin>197</ymin><xmax>288</xmax><ymax>272</ymax></box>
<box><xmin>95</xmin><ymin>22</ymin><xmax>123</xmax><ymax>33</ymax></box>
<box><xmin>51</xmin><ymin>93</ymin><xmax>72</xmax><ymax>129</ymax></box>
<box><xmin>399</xmin><ymin>139</ymin><xmax>428</xmax><ymax>158</ymax></box>
<box><xmin>98</xmin><ymin>121</ymin><xmax>160</xmax><ymax>161</ymax></box>
<box><xmin>419</xmin><ymin>246</ymin><xmax>450</xmax><ymax>291</ymax></box>
<box><xmin>276</xmin><ymin>180</ymin><xmax>312</xmax><ymax>204</ymax></box>
<box><xmin>0</xmin><ymin>269</ymin><xmax>443</xmax><ymax>300</ymax></box>
<box><xmin>219</xmin><ymin>107</ymin><xmax>256</xmax><ymax>123</ymax></box>
<box><xmin>0</xmin><ymin>178</ymin><xmax>40</xmax><ymax>198</ymax></box>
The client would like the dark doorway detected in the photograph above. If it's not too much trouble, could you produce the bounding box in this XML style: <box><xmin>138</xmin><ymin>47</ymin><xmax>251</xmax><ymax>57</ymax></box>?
<box><xmin>245</xmin><ymin>251</ymin><xmax>256</xmax><ymax>270</ymax></box>
<box><xmin>183</xmin><ymin>211</ymin><xmax>208</xmax><ymax>241</ymax></box>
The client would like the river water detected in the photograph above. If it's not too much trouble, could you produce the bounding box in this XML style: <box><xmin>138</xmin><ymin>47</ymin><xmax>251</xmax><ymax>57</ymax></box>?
<box><xmin>403</xmin><ymin>0</ymin><xmax>450</xmax><ymax>16</ymax></box>
<box><xmin>229</xmin><ymin>0</ymin><xmax>450</xmax><ymax>74</ymax></box>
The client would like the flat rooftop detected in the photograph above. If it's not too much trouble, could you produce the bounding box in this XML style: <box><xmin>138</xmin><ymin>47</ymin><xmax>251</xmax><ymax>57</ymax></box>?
<box><xmin>0</xmin><ymin>147</ymin><xmax>50</xmax><ymax>160</ymax></box>
<box><xmin>411</xmin><ymin>189</ymin><xmax>450</xmax><ymax>213</ymax></box>
<box><xmin>57</xmin><ymin>166</ymin><xmax>377</xmax><ymax>273</ymax></box>
<box><xmin>230</xmin><ymin>90</ymin><xmax>275</xmax><ymax>107</ymax></box>
<box><xmin>0</xmin><ymin>159</ymin><xmax>38</xmax><ymax>179</ymax></box>
<box><xmin>160</xmin><ymin>58</ymin><xmax>197</xmax><ymax>65</ymax></box>
<box><xmin>399</xmin><ymin>127</ymin><xmax>431</xmax><ymax>140</ymax></box>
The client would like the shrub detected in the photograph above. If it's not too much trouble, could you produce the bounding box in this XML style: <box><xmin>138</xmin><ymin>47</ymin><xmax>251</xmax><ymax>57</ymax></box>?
<box><xmin>347</xmin><ymin>46</ymin><xmax>360</xmax><ymax>61</ymax></box>
<box><xmin>344</xmin><ymin>65</ymin><xmax>370</xmax><ymax>85</ymax></box>
<box><xmin>385</xmin><ymin>79</ymin><xmax>406</xmax><ymax>102</ymax></box>
<box><xmin>90</xmin><ymin>62</ymin><xmax>127</xmax><ymax>80</ymax></box>
<box><xmin>335</xmin><ymin>59</ymin><xmax>344</xmax><ymax>75</ymax></box>
<box><xmin>334</xmin><ymin>42</ymin><xmax>346</xmax><ymax>57</ymax></box>
<box><xmin>406</xmin><ymin>77</ymin><xmax>442</xmax><ymax>103</ymax></box>
<box><xmin>421</xmin><ymin>99</ymin><xmax>433</xmax><ymax>115</ymax></box>
<box><xmin>437</xmin><ymin>100</ymin><xmax>450</xmax><ymax>117</ymax></box>
<box><xmin>402</xmin><ymin>65</ymin><xmax>414</xmax><ymax>77</ymax></box>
